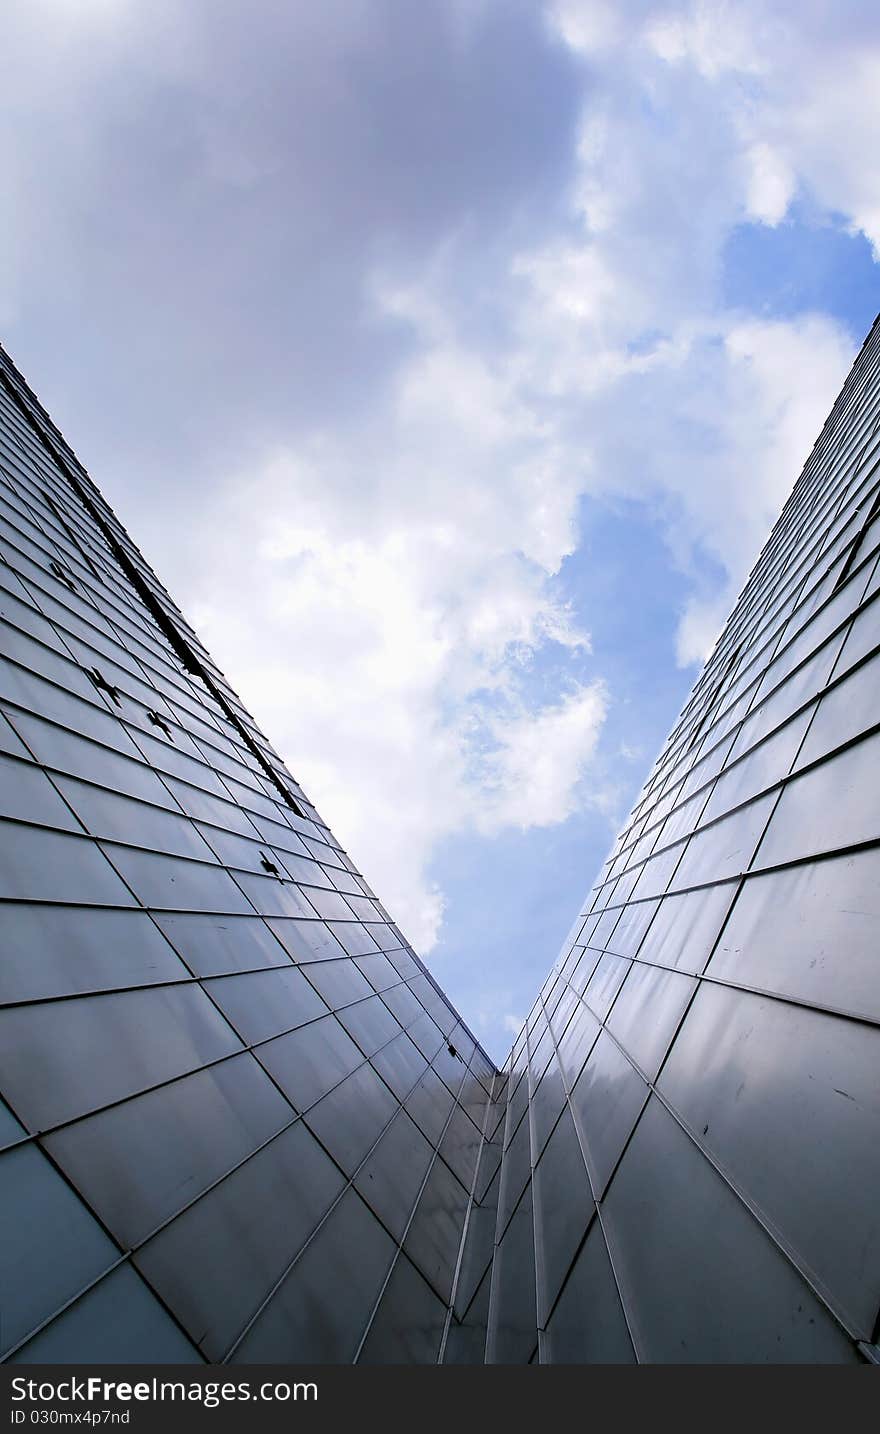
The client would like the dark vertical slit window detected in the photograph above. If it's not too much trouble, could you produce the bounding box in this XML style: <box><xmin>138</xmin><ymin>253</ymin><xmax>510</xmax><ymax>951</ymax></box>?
<box><xmin>833</xmin><ymin>485</ymin><xmax>880</xmax><ymax>593</ymax></box>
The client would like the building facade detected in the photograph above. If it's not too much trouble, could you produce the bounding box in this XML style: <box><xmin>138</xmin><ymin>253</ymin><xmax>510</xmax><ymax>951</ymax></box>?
<box><xmin>0</xmin><ymin>318</ymin><xmax>878</xmax><ymax>1365</ymax></box>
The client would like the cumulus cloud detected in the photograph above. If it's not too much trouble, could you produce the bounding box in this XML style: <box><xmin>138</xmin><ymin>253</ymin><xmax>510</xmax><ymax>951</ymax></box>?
<box><xmin>477</xmin><ymin>684</ymin><xmax>608</xmax><ymax>831</ymax></box>
<box><xmin>2</xmin><ymin>0</ymin><xmax>878</xmax><ymax>974</ymax></box>
<box><xmin>745</xmin><ymin>142</ymin><xmax>797</xmax><ymax>226</ymax></box>
<box><xmin>183</xmin><ymin>370</ymin><xmax>603</xmax><ymax>950</ymax></box>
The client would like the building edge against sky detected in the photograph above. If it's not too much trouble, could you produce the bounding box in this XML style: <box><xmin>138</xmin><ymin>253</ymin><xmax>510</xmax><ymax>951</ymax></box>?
<box><xmin>0</xmin><ymin>314</ymin><xmax>878</xmax><ymax>1362</ymax></box>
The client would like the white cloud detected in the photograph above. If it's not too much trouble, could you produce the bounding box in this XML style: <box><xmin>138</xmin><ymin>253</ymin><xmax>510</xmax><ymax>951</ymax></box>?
<box><xmin>745</xmin><ymin>141</ymin><xmax>796</xmax><ymax>225</ymax></box>
<box><xmin>169</xmin><ymin>0</ymin><xmax>866</xmax><ymax>959</ymax></box>
<box><xmin>186</xmin><ymin>419</ymin><xmax>602</xmax><ymax>953</ymax></box>
<box><xmin>477</xmin><ymin>683</ymin><xmax>609</xmax><ymax>830</ymax></box>
<box><xmin>505</xmin><ymin>4</ymin><xmax>865</xmax><ymax>664</ymax></box>
<box><xmin>643</xmin><ymin>1</ymin><xmax>771</xmax><ymax>77</ymax></box>
<box><xmin>546</xmin><ymin>0</ymin><xmax>623</xmax><ymax>56</ymax></box>
<box><xmin>669</xmin><ymin>313</ymin><xmax>855</xmax><ymax>661</ymax></box>
<box><xmin>2</xmin><ymin>0</ymin><xmax>879</xmax><ymax>992</ymax></box>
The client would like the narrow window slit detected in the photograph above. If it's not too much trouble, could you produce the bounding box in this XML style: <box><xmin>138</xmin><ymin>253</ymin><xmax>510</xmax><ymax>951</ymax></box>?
<box><xmin>85</xmin><ymin>666</ymin><xmax>122</xmax><ymax>706</ymax></box>
<box><xmin>146</xmin><ymin>709</ymin><xmax>172</xmax><ymax>739</ymax></box>
<box><xmin>833</xmin><ymin>484</ymin><xmax>880</xmax><ymax>593</ymax></box>
<box><xmin>49</xmin><ymin>558</ymin><xmax>76</xmax><ymax>593</ymax></box>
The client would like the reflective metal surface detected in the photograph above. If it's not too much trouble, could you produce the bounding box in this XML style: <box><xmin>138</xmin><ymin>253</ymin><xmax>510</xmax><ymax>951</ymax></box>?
<box><xmin>1</xmin><ymin>316</ymin><xmax>880</xmax><ymax>1363</ymax></box>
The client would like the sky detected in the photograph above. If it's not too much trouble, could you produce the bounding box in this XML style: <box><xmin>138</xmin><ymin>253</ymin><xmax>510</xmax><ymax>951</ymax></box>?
<box><xmin>2</xmin><ymin>0</ymin><xmax>879</xmax><ymax>1061</ymax></box>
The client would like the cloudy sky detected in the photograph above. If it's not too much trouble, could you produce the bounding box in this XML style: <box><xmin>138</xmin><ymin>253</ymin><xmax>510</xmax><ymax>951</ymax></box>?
<box><xmin>4</xmin><ymin>0</ymin><xmax>879</xmax><ymax>1058</ymax></box>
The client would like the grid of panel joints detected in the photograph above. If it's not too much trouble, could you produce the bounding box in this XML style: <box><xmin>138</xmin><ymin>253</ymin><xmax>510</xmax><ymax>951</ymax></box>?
<box><xmin>0</xmin><ymin>354</ymin><xmax>497</xmax><ymax>1363</ymax></box>
<box><xmin>440</xmin><ymin>1069</ymin><xmax>508</xmax><ymax>1363</ymax></box>
<box><xmin>0</xmin><ymin>353</ymin><xmax>320</xmax><ymax>824</ymax></box>
<box><xmin>616</xmin><ymin>314</ymin><xmax>880</xmax><ymax>863</ymax></box>
<box><xmin>0</xmin><ymin>341</ymin><xmax>495</xmax><ymax>1061</ymax></box>
<box><xmin>487</xmin><ymin>313</ymin><xmax>880</xmax><ymax>1363</ymax></box>
<box><xmin>589</xmin><ymin>325</ymin><xmax>880</xmax><ymax>926</ymax></box>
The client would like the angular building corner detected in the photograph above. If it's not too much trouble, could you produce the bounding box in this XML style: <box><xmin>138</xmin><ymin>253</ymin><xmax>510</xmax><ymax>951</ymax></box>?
<box><xmin>0</xmin><ymin>317</ymin><xmax>878</xmax><ymax>1365</ymax></box>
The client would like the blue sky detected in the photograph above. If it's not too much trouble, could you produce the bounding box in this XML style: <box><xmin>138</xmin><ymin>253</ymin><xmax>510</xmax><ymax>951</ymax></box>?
<box><xmin>2</xmin><ymin>1</ymin><xmax>879</xmax><ymax>1059</ymax></box>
